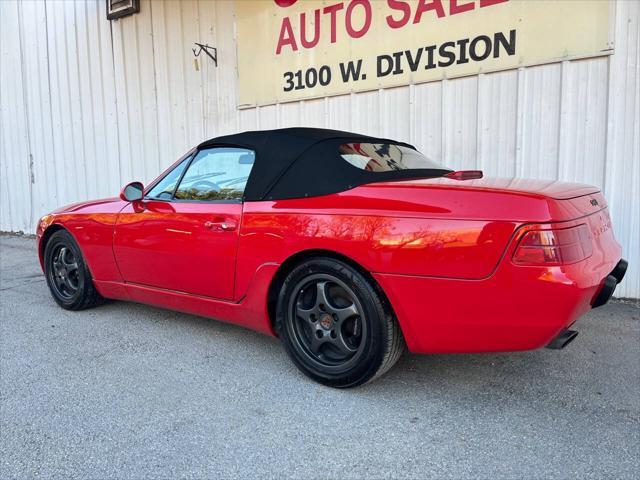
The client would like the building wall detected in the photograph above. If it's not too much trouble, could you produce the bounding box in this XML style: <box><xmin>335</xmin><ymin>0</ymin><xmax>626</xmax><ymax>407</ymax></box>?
<box><xmin>1</xmin><ymin>0</ymin><xmax>638</xmax><ymax>298</ymax></box>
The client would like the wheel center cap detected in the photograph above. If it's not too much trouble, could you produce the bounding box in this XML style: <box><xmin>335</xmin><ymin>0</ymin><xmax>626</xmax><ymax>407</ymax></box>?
<box><xmin>319</xmin><ymin>314</ymin><xmax>333</xmax><ymax>330</ymax></box>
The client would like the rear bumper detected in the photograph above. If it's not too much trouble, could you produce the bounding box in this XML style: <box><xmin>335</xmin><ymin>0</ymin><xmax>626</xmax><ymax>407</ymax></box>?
<box><xmin>374</xmin><ymin>253</ymin><xmax>624</xmax><ymax>355</ymax></box>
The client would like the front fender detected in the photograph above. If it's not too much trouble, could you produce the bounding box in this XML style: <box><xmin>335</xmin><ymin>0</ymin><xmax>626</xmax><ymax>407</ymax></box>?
<box><xmin>35</xmin><ymin>199</ymin><xmax>127</xmax><ymax>282</ymax></box>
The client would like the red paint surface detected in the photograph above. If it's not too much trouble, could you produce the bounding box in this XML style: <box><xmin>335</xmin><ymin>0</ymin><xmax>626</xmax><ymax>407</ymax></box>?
<box><xmin>114</xmin><ymin>201</ymin><xmax>242</xmax><ymax>300</ymax></box>
<box><xmin>37</xmin><ymin>176</ymin><xmax>622</xmax><ymax>354</ymax></box>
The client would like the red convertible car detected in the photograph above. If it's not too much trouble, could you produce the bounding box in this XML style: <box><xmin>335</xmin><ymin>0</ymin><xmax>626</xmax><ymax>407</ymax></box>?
<box><xmin>37</xmin><ymin>128</ymin><xmax>627</xmax><ymax>387</ymax></box>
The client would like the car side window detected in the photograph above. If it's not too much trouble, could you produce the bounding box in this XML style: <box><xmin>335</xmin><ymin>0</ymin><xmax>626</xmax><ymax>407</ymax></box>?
<box><xmin>145</xmin><ymin>156</ymin><xmax>191</xmax><ymax>200</ymax></box>
<box><xmin>174</xmin><ymin>147</ymin><xmax>255</xmax><ymax>201</ymax></box>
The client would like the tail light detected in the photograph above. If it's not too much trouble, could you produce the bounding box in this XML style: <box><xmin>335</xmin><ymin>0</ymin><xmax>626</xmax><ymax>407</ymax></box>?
<box><xmin>512</xmin><ymin>224</ymin><xmax>592</xmax><ymax>266</ymax></box>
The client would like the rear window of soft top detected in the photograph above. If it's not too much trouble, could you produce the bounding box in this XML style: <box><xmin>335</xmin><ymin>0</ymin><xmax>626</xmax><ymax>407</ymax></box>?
<box><xmin>339</xmin><ymin>143</ymin><xmax>447</xmax><ymax>172</ymax></box>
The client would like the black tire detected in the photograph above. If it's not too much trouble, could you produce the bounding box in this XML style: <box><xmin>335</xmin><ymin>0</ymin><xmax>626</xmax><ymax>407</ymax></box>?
<box><xmin>43</xmin><ymin>229</ymin><xmax>104</xmax><ymax>311</ymax></box>
<box><xmin>276</xmin><ymin>257</ymin><xmax>404</xmax><ymax>388</ymax></box>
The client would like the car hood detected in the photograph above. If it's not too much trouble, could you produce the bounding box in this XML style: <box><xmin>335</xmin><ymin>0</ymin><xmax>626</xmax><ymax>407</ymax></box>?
<box><xmin>50</xmin><ymin>197</ymin><xmax>124</xmax><ymax>214</ymax></box>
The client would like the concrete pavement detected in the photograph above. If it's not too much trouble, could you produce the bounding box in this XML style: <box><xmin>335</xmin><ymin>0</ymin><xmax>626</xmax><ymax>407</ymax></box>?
<box><xmin>1</xmin><ymin>234</ymin><xmax>638</xmax><ymax>479</ymax></box>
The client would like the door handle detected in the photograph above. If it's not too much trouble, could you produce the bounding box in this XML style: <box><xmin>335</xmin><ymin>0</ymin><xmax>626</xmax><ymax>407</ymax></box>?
<box><xmin>204</xmin><ymin>219</ymin><xmax>237</xmax><ymax>231</ymax></box>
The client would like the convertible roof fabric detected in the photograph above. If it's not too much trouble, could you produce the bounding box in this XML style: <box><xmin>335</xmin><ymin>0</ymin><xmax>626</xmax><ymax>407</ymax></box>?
<box><xmin>197</xmin><ymin>127</ymin><xmax>451</xmax><ymax>201</ymax></box>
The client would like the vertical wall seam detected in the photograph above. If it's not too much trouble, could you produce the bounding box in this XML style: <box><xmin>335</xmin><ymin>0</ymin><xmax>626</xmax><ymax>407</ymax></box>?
<box><xmin>72</xmin><ymin>1</ymin><xmax>90</xmax><ymax>200</ymax></box>
<box><xmin>133</xmin><ymin>10</ymin><xmax>146</xmax><ymax>179</ymax></box>
<box><xmin>557</xmin><ymin>61</ymin><xmax>565</xmax><ymax>180</ymax></box>
<box><xmin>514</xmin><ymin>68</ymin><xmax>525</xmax><ymax>177</ymax></box>
<box><xmin>83</xmin><ymin>0</ymin><xmax>100</xmax><ymax>197</ymax></box>
<box><xmin>42</xmin><ymin>0</ymin><xmax>59</xmax><ymax>204</ymax></box>
<box><xmin>16</xmin><ymin>0</ymin><xmax>35</xmax><ymax>230</ymax></box>
<box><xmin>324</xmin><ymin>97</ymin><xmax>329</xmax><ymax>128</ymax></box>
<box><xmin>195</xmin><ymin>0</ymin><xmax>205</xmax><ymax>140</ymax></box>
<box><xmin>605</xmin><ymin>55</ymin><xmax>613</xmax><ymax>189</ymax></box>
<box><xmin>179</xmin><ymin>4</ymin><xmax>190</xmax><ymax>145</ymax></box>
<box><xmin>108</xmin><ymin>18</ymin><xmax>123</xmax><ymax>185</ymax></box>
<box><xmin>61</xmin><ymin>5</ymin><xmax>79</xmax><ymax>199</ymax></box>
<box><xmin>120</xmin><ymin>21</ymin><xmax>134</xmax><ymax>182</ymax></box>
<box><xmin>148</xmin><ymin>0</ymin><xmax>162</xmax><ymax>173</ymax></box>
<box><xmin>160</xmin><ymin>0</ymin><xmax>175</xmax><ymax>161</ymax></box>
<box><xmin>475</xmin><ymin>73</ymin><xmax>483</xmax><ymax>170</ymax></box>
<box><xmin>408</xmin><ymin>84</ymin><xmax>415</xmax><ymax>146</ymax></box>
<box><xmin>95</xmin><ymin>0</ymin><xmax>112</xmax><ymax>195</ymax></box>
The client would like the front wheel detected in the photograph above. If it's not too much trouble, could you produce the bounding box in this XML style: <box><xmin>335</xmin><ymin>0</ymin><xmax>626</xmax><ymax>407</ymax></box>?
<box><xmin>44</xmin><ymin>229</ymin><xmax>104</xmax><ymax>310</ymax></box>
<box><xmin>276</xmin><ymin>257</ymin><xmax>404</xmax><ymax>388</ymax></box>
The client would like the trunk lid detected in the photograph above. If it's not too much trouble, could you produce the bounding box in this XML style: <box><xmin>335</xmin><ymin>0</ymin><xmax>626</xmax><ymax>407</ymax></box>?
<box><xmin>377</xmin><ymin>177</ymin><xmax>600</xmax><ymax>200</ymax></box>
<box><xmin>355</xmin><ymin>177</ymin><xmax>604</xmax><ymax>222</ymax></box>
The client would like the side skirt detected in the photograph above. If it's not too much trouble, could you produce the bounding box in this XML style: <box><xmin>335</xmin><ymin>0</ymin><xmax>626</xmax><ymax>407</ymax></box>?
<box><xmin>93</xmin><ymin>263</ymin><xmax>279</xmax><ymax>336</ymax></box>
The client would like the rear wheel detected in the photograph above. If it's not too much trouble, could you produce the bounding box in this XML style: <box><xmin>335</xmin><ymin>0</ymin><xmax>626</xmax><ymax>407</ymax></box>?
<box><xmin>44</xmin><ymin>229</ymin><xmax>104</xmax><ymax>310</ymax></box>
<box><xmin>276</xmin><ymin>257</ymin><xmax>404</xmax><ymax>388</ymax></box>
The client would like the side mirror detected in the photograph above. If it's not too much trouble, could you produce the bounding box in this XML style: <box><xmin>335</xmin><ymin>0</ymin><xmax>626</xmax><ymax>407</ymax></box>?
<box><xmin>120</xmin><ymin>182</ymin><xmax>144</xmax><ymax>202</ymax></box>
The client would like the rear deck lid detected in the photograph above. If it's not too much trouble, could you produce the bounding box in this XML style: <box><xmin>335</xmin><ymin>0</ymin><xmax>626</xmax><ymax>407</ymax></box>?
<box><xmin>377</xmin><ymin>177</ymin><xmax>601</xmax><ymax>200</ymax></box>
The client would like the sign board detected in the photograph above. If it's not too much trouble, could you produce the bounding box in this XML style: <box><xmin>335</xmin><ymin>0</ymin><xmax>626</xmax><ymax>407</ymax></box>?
<box><xmin>236</xmin><ymin>0</ymin><xmax>613</xmax><ymax>108</ymax></box>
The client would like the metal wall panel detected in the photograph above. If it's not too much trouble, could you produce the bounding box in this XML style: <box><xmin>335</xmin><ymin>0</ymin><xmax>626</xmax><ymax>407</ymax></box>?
<box><xmin>0</xmin><ymin>0</ymin><xmax>637</xmax><ymax>297</ymax></box>
<box><xmin>477</xmin><ymin>70</ymin><xmax>518</xmax><ymax>177</ymax></box>
<box><xmin>1</xmin><ymin>0</ymin><xmax>32</xmax><ymax>233</ymax></box>
<box><xmin>603</xmin><ymin>0</ymin><xmax>639</xmax><ymax>299</ymax></box>
<box><xmin>412</xmin><ymin>82</ymin><xmax>443</xmax><ymax>167</ymax></box>
<box><xmin>518</xmin><ymin>63</ymin><xmax>563</xmax><ymax>180</ymax></box>
<box><xmin>558</xmin><ymin>59</ymin><xmax>609</xmax><ymax>186</ymax></box>
<box><xmin>442</xmin><ymin>77</ymin><xmax>479</xmax><ymax>171</ymax></box>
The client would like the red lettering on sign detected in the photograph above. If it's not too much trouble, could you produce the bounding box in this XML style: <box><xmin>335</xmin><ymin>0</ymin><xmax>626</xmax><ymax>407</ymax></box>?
<box><xmin>414</xmin><ymin>0</ymin><xmax>446</xmax><ymax>24</ymax></box>
<box><xmin>323</xmin><ymin>3</ymin><xmax>345</xmax><ymax>43</ymax></box>
<box><xmin>275</xmin><ymin>0</ymin><xmax>508</xmax><ymax>55</ymax></box>
<box><xmin>480</xmin><ymin>0</ymin><xmax>509</xmax><ymax>7</ymax></box>
<box><xmin>345</xmin><ymin>0</ymin><xmax>372</xmax><ymax>39</ymax></box>
<box><xmin>450</xmin><ymin>0</ymin><xmax>475</xmax><ymax>15</ymax></box>
<box><xmin>386</xmin><ymin>0</ymin><xmax>411</xmax><ymax>29</ymax></box>
<box><xmin>276</xmin><ymin>17</ymin><xmax>298</xmax><ymax>54</ymax></box>
<box><xmin>301</xmin><ymin>9</ymin><xmax>321</xmax><ymax>48</ymax></box>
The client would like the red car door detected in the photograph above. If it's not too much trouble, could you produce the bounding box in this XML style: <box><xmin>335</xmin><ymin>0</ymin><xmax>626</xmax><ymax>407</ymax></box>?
<box><xmin>113</xmin><ymin>147</ymin><xmax>255</xmax><ymax>301</ymax></box>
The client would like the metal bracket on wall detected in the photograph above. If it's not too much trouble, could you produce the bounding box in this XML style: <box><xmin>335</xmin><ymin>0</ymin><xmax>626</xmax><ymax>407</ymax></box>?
<box><xmin>192</xmin><ymin>43</ymin><xmax>218</xmax><ymax>69</ymax></box>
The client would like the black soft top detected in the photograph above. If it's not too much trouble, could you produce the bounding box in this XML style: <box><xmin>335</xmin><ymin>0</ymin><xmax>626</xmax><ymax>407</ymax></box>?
<box><xmin>197</xmin><ymin>127</ymin><xmax>450</xmax><ymax>201</ymax></box>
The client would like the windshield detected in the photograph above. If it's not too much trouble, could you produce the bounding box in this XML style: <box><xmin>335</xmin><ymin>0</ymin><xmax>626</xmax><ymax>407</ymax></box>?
<box><xmin>339</xmin><ymin>143</ymin><xmax>448</xmax><ymax>172</ymax></box>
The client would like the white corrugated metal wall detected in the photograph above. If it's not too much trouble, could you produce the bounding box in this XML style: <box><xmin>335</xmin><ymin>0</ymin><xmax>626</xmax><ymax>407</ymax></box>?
<box><xmin>1</xmin><ymin>0</ymin><xmax>638</xmax><ymax>298</ymax></box>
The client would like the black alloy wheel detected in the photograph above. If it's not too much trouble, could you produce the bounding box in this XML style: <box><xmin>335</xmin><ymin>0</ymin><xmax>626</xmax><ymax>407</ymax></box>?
<box><xmin>277</xmin><ymin>257</ymin><xmax>404</xmax><ymax>388</ymax></box>
<box><xmin>50</xmin><ymin>245</ymin><xmax>80</xmax><ymax>299</ymax></box>
<box><xmin>289</xmin><ymin>273</ymin><xmax>366</xmax><ymax>369</ymax></box>
<box><xmin>44</xmin><ymin>229</ymin><xmax>103</xmax><ymax>310</ymax></box>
